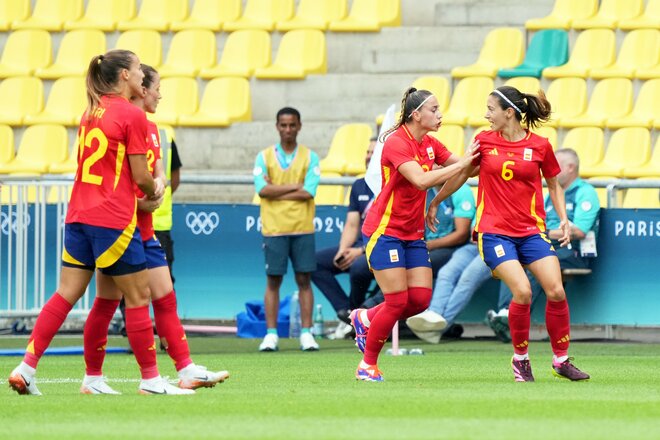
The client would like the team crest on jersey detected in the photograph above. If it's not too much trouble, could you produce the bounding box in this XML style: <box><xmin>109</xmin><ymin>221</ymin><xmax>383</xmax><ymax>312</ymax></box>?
<box><xmin>151</xmin><ymin>133</ymin><xmax>159</xmax><ymax>148</ymax></box>
<box><xmin>507</xmin><ymin>152</ymin><xmax>515</xmax><ymax>157</ymax></box>
<box><xmin>488</xmin><ymin>148</ymin><xmax>499</xmax><ymax>156</ymax></box>
<box><xmin>389</xmin><ymin>249</ymin><xmax>399</xmax><ymax>263</ymax></box>
<box><xmin>426</xmin><ymin>147</ymin><xmax>435</xmax><ymax>160</ymax></box>
<box><xmin>523</xmin><ymin>148</ymin><xmax>533</xmax><ymax>161</ymax></box>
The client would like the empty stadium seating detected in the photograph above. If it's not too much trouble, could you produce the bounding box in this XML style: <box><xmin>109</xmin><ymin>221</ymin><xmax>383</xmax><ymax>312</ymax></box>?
<box><xmin>0</xmin><ymin>125</ymin><xmax>14</xmax><ymax>164</ymax></box>
<box><xmin>319</xmin><ymin>123</ymin><xmax>373</xmax><ymax>175</ymax></box>
<box><xmin>531</xmin><ymin>125</ymin><xmax>557</xmax><ymax>148</ymax></box>
<box><xmin>442</xmin><ymin>77</ymin><xmax>494</xmax><ymax>127</ymax></box>
<box><xmin>0</xmin><ymin>0</ymin><xmax>31</xmax><ymax>31</ymax></box>
<box><xmin>149</xmin><ymin>77</ymin><xmax>199</xmax><ymax>126</ymax></box>
<box><xmin>542</xmin><ymin>29</ymin><xmax>616</xmax><ymax>79</ymax></box>
<box><xmin>64</xmin><ymin>0</ymin><xmax>135</xmax><ymax>31</ymax></box>
<box><xmin>35</xmin><ymin>30</ymin><xmax>106</xmax><ymax>79</ymax></box>
<box><xmin>561</xmin><ymin>127</ymin><xmax>605</xmax><ymax>171</ymax></box>
<box><xmin>624</xmin><ymin>136</ymin><xmax>660</xmax><ymax>178</ymax></box>
<box><xmin>572</xmin><ymin>0</ymin><xmax>643</xmax><ymax>30</ymax></box>
<box><xmin>580</xmin><ymin>128</ymin><xmax>651</xmax><ymax>178</ymax></box>
<box><xmin>0</xmin><ymin>77</ymin><xmax>43</xmax><ymax>125</ymax></box>
<box><xmin>24</xmin><ymin>76</ymin><xmax>86</xmax><ymax>126</ymax></box>
<box><xmin>558</xmin><ymin>78</ymin><xmax>633</xmax><ymax>128</ymax></box>
<box><xmin>114</xmin><ymin>30</ymin><xmax>162</xmax><ymax>68</ymax></box>
<box><xmin>429</xmin><ymin>124</ymin><xmax>464</xmax><ymax>156</ymax></box>
<box><xmin>178</xmin><ymin>77</ymin><xmax>251</xmax><ymax>127</ymax></box>
<box><xmin>451</xmin><ymin>28</ymin><xmax>524</xmax><ymax>79</ymax></box>
<box><xmin>158</xmin><ymin>30</ymin><xmax>216</xmax><ymax>77</ymax></box>
<box><xmin>525</xmin><ymin>0</ymin><xmax>598</xmax><ymax>30</ymax></box>
<box><xmin>316</xmin><ymin>173</ymin><xmax>347</xmax><ymax>205</ymax></box>
<box><xmin>411</xmin><ymin>76</ymin><xmax>450</xmax><ymax>113</ymax></box>
<box><xmin>0</xmin><ymin>124</ymin><xmax>68</xmax><ymax>174</ymax></box>
<box><xmin>503</xmin><ymin>76</ymin><xmax>541</xmax><ymax>95</ymax></box>
<box><xmin>498</xmin><ymin>29</ymin><xmax>568</xmax><ymax>78</ymax></box>
<box><xmin>607</xmin><ymin>79</ymin><xmax>660</xmax><ymax>129</ymax></box>
<box><xmin>199</xmin><ymin>30</ymin><xmax>271</xmax><ymax>78</ymax></box>
<box><xmin>328</xmin><ymin>0</ymin><xmax>400</xmax><ymax>31</ymax></box>
<box><xmin>255</xmin><ymin>30</ymin><xmax>326</xmax><ymax>79</ymax></box>
<box><xmin>589</xmin><ymin>29</ymin><xmax>660</xmax><ymax>79</ymax></box>
<box><xmin>117</xmin><ymin>0</ymin><xmax>188</xmax><ymax>31</ymax></box>
<box><xmin>622</xmin><ymin>182</ymin><xmax>660</xmax><ymax>209</ymax></box>
<box><xmin>170</xmin><ymin>0</ymin><xmax>242</xmax><ymax>31</ymax></box>
<box><xmin>544</xmin><ymin>78</ymin><xmax>587</xmax><ymax>128</ymax></box>
<box><xmin>0</xmin><ymin>30</ymin><xmax>51</xmax><ymax>78</ymax></box>
<box><xmin>48</xmin><ymin>143</ymin><xmax>78</xmax><ymax>174</ymax></box>
<box><xmin>223</xmin><ymin>0</ymin><xmax>294</xmax><ymax>31</ymax></box>
<box><xmin>12</xmin><ymin>0</ymin><xmax>83</xmax><ymax>31</ymax></box>
<box><xmin>619</xmin><ymin>0</ymin><xmax>660</xmax><ymax>29</ymax></box>
<box><xmin>277</xmin><ymin>0</ymin><xmax>347</xmax><ymax>31</ymax></box>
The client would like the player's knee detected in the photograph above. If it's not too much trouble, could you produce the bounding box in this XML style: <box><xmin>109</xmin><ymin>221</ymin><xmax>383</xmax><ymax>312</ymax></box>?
<box><xmin>545</xmin><ymin>284</ymin><xmax>566</xmax><ymax>301</ymax></box>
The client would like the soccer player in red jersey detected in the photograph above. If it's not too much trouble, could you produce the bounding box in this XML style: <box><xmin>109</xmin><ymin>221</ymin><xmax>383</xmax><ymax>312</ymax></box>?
<box><xmin>350</xmin><ymin>87</ymin><xmax>479</xmax><ymax>381</ymax></box>
<box><xmin>81</xmin><ymin>65</ymin><xmax>229</xmax><ymax>394</ymax></box>
<box><xmin>426</xmin><ymin>86</ymin><xmax>590</xmax><ymax>382</ymax></box>
<box><xmin>7</xmin><ymin>50</ymin><xmax>187</xmax><ymax>395</ymax></box>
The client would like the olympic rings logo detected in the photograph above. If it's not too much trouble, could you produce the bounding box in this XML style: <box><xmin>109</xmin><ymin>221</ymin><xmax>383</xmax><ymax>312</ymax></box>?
<box><xmin>185</xmin><ymin>211</ymin><xmax>220</xmax><ymax>235</ymax></box>
<box><xmin>0</xmin><ymin>211</ymin><xmax>31</xmax><ymax>235</ymax></box>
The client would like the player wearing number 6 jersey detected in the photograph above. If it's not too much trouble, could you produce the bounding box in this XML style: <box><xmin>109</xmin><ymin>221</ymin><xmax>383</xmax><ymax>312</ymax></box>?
<box><xmin>426</xmin><ymin>86</ymin><xmax>589</xmax><ymax>383</ymax></box>
<box><xmin>81</xmin><ymin>65</ymin><xmax>228</xmax><ymax>395</ymax></box>
<box><xmin>7</xmin><ymin>50</ymin><xmax>189</xmax><ymax>396</ymax></box>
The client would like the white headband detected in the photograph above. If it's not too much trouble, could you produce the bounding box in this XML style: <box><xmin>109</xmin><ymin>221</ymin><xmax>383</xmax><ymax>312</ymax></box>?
<box><xmin>493</xmin><ymin>89</ymin><xmax>521</xmax><ymax>114</ymax></box>
<box><xmin>408</xmin><ymin>94</ymin><xmax>434</xmax><ymax>118</ymax></box>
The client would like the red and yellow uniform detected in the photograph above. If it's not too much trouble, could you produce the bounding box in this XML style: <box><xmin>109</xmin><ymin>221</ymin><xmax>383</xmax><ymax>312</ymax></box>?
<box><xmin>362</xmin><ymin>125</ymin><xmax>452</xmax><ymax>241</ymax></box>
<box><xmin>67</xmin><ymin>95</ymin><xmax>150</xmax><ymax>229</ymax></box>
<box><xmin>473</xmin><ymin>130</ymin><xmax>560</xmax><ymax>237</ymax></box>
<box><xmin>135</xmin><ymin>120</ymin><xmax>161</xmax><ymax>242</ymax></box>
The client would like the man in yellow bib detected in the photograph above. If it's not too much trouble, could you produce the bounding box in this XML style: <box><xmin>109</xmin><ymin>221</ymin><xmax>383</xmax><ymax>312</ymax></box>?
<box><xmin>253</xmin><ymin>107</ymin><xmax>321</xmax><ymax>352</ymax></box>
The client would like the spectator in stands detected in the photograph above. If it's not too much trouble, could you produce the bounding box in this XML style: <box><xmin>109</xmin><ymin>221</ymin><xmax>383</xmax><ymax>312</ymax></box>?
<box><xmin>81</xmin><ymin>64</ymin><xmax>228</xmax><ymax>395</ymax></box>
<box><xmin>426</xmin><ymin>86</ymin><xmax>590</xmax><ymax>382</ymax></box>
<box><xmin>486</xmin><ymin>148</ymin><xmax>600</xmax><ymax>342</ymax></box>
<box><xmin>8</xmin><ymin>50</ymin><xmax>174</xmax><ymax>395</ymax></box>
<box><xmin>254</xmin><ymin>107</ymin><xmax>321</xmax><ymax>352</ymax></box>
<box><xmin>350</xmin><ymin>87</ymin><xmax>478</xmax><ymax>381</ymax></box>
<box><xmin>311</xmin><ymin>138</ymin><xmax>376</xmax><ymax>337</ymax></box>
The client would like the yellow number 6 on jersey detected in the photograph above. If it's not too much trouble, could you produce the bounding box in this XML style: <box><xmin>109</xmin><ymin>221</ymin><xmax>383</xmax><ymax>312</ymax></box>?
<box><xmin>501</xmin><ymin>160</ymin><xmax>515</xmax><ymax>181</ymax></box>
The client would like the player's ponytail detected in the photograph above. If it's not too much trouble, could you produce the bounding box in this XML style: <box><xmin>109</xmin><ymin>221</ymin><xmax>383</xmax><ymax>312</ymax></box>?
<box><xmin>379</xmin><ymin>87</ymin><xmax>434</xmax><ymax>142</ymax></box>
<box><xmin>491</xmin><ymin>86</ymin><xmax>551</xmax><ymax>129</ymax></box>
<box><xmin>85</xmin><ymin>49</ymin><xmax>136</xmax><ymax>117</ymax></box>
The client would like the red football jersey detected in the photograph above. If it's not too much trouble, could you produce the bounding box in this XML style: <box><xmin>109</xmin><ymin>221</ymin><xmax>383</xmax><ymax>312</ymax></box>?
<box><xmin>473</xmin><ymin>130</ymin><xmax>560</xmax><ymax>237</ymax></box>
<box><xmin>66</xmin><ymin>95</ymin><xmax>150</xmax><ymax>229</ymax></box>
<box><xmin>135</xmin><ymin>121</ymin><xmax>162</xmax><ymax>241</ymax></box>
<box><xmin>362</xmin><ymin>125</ymin><xmax>452</xmax><ymax>241</ymax></box>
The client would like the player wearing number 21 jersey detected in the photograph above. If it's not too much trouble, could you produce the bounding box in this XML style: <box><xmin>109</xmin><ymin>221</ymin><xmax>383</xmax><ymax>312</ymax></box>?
<box><xmin>67</xmin><ymin>94</ymin><xmax>150</xmax><ymax>230</ymax></box>
<box><xmin>472</xmin><ymin>130</ymin><xmax>560</xmax><ymax>237</ymax></box>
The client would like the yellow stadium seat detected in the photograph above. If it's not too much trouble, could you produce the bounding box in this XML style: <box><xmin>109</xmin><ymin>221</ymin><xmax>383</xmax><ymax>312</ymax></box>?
<box><xmin>64</xmin><ymin>0</ymin><xmax>135</xmax><ymax>31</ymax></box>
<box><xmin>255</xmin><ymin>30</ymin><xmax>326</xmax><ymax>80</ymax></box>
<box><xmin>429</xmin><ymin>124</ymin><xmax>464</xmax><ymax>156</ymax></box>
<box><xmin>0</xmin><ymin>30</ymin><xmax>51</xmax><ymax>78</ymax></box>
<box><xmin>24</xmin><ymin>76</ymin><xmax>85</xmax><ymax>126</ymax></box>
<box><xmin>224</xmin><ymin>0</ymin><xmax>294</xmax><ymax>31</ymax></box>
<box><xmin>624</xmin><ymin>136</ymin><xmax>660</xmax><ymax>178</ymax></box>
<box><xmin>442</xmin><ymin>77</ymin><xmax>494</xmax><ymax>127</ymax></box>
<box><xmin>149</xmin><ymin>77</ymin><xmax>198</xmax><ymax>126</ymax></box>
<box><xmin>320</xmin><ymin>123</ymin><xmax>373</xmax><ymax>175</ymax></box>
<box><xmin>531</xmin><ymin>126</ymin><xmax>557</xmax><ymax>149</ymax></box>
<box><xmin>0</xmin><ymin>125</ymin><xmax>14</xmax><ymax>164</ymax></box>
<box><xmin>0</xmin><ymin>0</ymin><xmax>30</xmax><ymax>31</ymax></box>
<box><xmin>178</xmin><ymin>77</ymin><xmax>251</xmax><ymax>127</ymax></box>
<box><xmin>608</xmin><ymin>79</ymin><xmax>660</xmax><ymax>129</ymax></box>
<box><xmin>199</xmin><ymin>30</ymin><xmax>270</xmax><ymax>78</ymax></box>
<box><xmin>0</xmin><ymin>124</ymin><xmax>68</xmax><ymax>174</ymax></box>
<box><xmin>115</xmin><ymin>30</ymin><xmax>162</xmax><ymax>69</ymax></box>
<box><xmin>158</xmin><ymin>30</ymin><xmax>216</xmax><ymax>78</ymax></box>
<box><xmin>542</xmin><ymin>29</ymin><xmax>616</xmax><ymax>79</ymax></box>
<box><xmin>558</xmin><ymin>78</ymin><xmax>633</xmax><ymax>128</ymax></box>
<box><xmin>49</xmin><ymin>142</ymin><xmax>78</xmax><ymax>174</ymax></box>
<box><xmin>588</xmin><ymin>176</ymin><xmax>623</xmax><ymax>208</ymax></box>
<box><xmin>412</xmin><ymin>76</ymin><xmax>450</xmax><ymax>113</ymax></box>
<box><xmin>525</xmin><ymin>0</ymin><xmax>597</xmax><ymax>30</ymax></box>
<box><xmin>0</xmin><ymin>77</ymin><xmax>43</xmax><ymax>125</ymax></box>
<box><xmin>581</xmin><ymin>128</ymin><xmax>651</xmax><ymax>178</ymax></box>
<box><xmin>590</xmin><ymin>30</ymin><xmax>660</xmax><ymax>79</ymax></box>
<box><xmin>328</xmin><ymin>0</ymin><xmax>400</xmax><ymax>32</ymax></box>
<box><xmin>619</xmin><ymin>0</ymin><xmax>660</xmax><ymax>30</ymax></box>
<box><xmin>471</xmin><ymin>125</ymin><xmax>491</xmax><ymax>141</ymax></box>
<box><xmin>504</xmin><ymin>77</ymin><xmax>541</xmax><ymax>95</ymax></box>
<box><xmin>622</xmin><ymin>182</ymin><xmax>660</xmax><ymax>209</ymax></box>
<box><xmin>342</xmin><ymin>125</ymin><xmax>374</xmax><ymax>176</ymax></box>
<box><xmin>316</xmin><ymin>173</ymin><xmax>347</xmax><ymax>205</ymax></box>
<box><xmin>170</xmin><ymin>0</ymin><xmax>241</xmax><ymax>31</ymax></box>
<box><xmin>12</xmin><ymin>0</ymin><xmax>83</xmax><ymax>31</ymax></box>
<box><xmin>117</xmin><ymin>0</ymin><xmax>188</xmax><ymax>31</ymax></box>
<box><xmin>277</xmin><ymin>0</ymin><xmax>347</xmax><ymax>31</ymax></box>
<box><xmin>451</xmin><ymin>28</ymin><xmax>524</xmax><ymax>79</ymax></box>
<box><xmin>572</xmin><ymin>0</ymin><xmax>643</xmax><ymax>30</ymax></box>
<box><xmin>544</xmin><ymin>78</ymin><xmax>587</xmax><ymax>128</ymax></box>
<box><xmin>34</xmin><ymin>30</ymin><xmax>106</xmax><ymax>79</ymax></box>
<box><xmin>561</xmin><ymin>127</ymin><xmax>605</xmax><ymax>171</ymax></box>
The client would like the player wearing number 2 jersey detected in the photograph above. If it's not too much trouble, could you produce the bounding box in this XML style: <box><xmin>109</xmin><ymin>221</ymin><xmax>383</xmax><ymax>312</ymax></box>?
<box><xmin>82</xmin><ymin>65</ymin><xmax>228</xmax><ymax>395</ymax></box>
<box><xmin>7</xmin><ymin>50</ymin><xmax>189</xmax><ymax>396</ymax></box>
<box><xmin>426</xmin><ymin>86</ymin><xmax>589</xmax><ymax>383</ymax></box>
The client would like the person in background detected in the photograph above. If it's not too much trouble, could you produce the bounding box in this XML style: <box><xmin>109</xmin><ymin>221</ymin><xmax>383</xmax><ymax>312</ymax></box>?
<box><xmin>311</xmin><ymin>138</ymin><xmax>376</xmax><ymax>337</ymax></box>
<box><xmin>486</xmin><ymin>148</ymin><xmax>600</xmax><ymax>342</ymax></box>
<box><xmin>254</xmin><ymin>107</ymin><xmax>321</xmax><ymax>352</ymax></box>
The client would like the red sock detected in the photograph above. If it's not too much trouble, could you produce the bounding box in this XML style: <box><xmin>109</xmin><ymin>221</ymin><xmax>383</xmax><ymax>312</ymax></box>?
<box><xmin>83</xmin><ymin>297</ymin><xmax>120</xmax><ymax>376</ymax></box>
<box><xmin>508</xmin><ymin>301</ymin><xmax>531</xmax><ymax>355</ymax></box>
<box><xmin>152</xmin><ymin>291</ymin><xmax>192</xmax><ymax>371</ymax></box>
<box><xmin>546</xmin><ymin>299</ymin><xmax>570</xmax><ymax>358</ymax></box>
<box><xmin>366</xmin><ymin>303</ymin><xmax>384</xmax><ymax>322</ymax></box>
<box><xmin>23</xmin><ymin>293</ymin><xmax>73</xmax><ymax>368</ymax></box>
<box><xmin>401</xmin><ymin>286</ymin><xmax>432</xmax><ymax>319</ymax></box>
<box><xmin>125</xmin><ymin>306</ymin><xmax>159</xmax><ymax>380</ymax></box>
<box><xmin>363</xmin><ymin>290</ymin><xmax>407</xmax><ymax>365</ymax></box>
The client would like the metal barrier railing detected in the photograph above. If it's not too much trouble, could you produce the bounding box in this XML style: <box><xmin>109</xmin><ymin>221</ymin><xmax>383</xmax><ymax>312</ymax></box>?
<box><xmin>1</xmin><ymin>175</ymin><xmax>659</xmax><ymax>318</ymax></box>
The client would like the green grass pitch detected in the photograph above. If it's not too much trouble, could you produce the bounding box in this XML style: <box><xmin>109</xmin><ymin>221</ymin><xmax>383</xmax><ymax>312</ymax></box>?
<box><xmin>1</xmin><ymin>336</ymin><xmax>659</xmax><ymax>439</ymax></box>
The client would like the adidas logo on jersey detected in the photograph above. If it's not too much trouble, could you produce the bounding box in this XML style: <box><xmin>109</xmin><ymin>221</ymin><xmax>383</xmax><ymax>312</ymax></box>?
<box><xmin>488</xmin><ymin>148</ymin><xmax>499</xmax><ymax>155</ymax></box>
